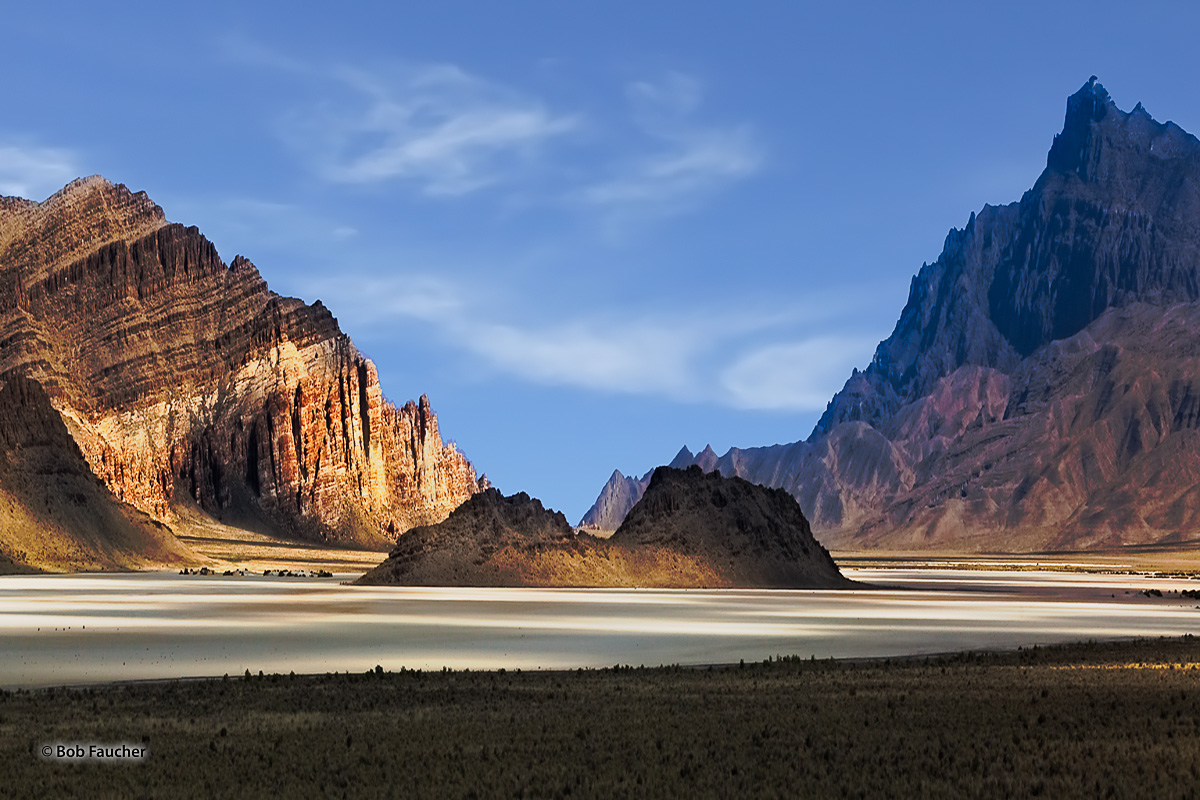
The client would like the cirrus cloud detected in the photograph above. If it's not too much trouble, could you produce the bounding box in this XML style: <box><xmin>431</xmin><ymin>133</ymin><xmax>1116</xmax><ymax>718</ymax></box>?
<box><xmin>227</xmin><ymin>39</ymin><xmax>763</xmax><ymax>224</ymax></box>
<box><xmin>305</xmin><ymin>271</ymin><xmax>876</xmax><ymax>410</ymax></box>
<box><xmin>576</xmin><ymin>72</ymin><xmax>765</xmax><ymax>228</ymax></box>
<box><xmin>293</xmin><ymin>64</ymin><xmax>579</xmax><ymax>195</ymax></box>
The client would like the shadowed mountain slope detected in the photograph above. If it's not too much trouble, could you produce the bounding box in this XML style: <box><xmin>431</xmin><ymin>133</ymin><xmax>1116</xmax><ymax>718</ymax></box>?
<box><xmin>591</xmin><ymin>78</ymin><xmax>1200</xmax><ymax>551</ymax></box>
<box><xmin>0</xmin><ymin>375</ymin><xmax>195</xmax><ymax>572</ymax></box>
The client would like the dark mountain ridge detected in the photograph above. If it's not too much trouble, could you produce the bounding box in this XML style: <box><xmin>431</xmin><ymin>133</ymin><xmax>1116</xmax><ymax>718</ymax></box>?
<box><xmin>816</xmin><ymin>77</ymin><xmax>1200</xmax><ymax>438</ymax></box>
<box><xmin>589</xmin><ymin>78</ymin><xmax>1200</xmax><ymax>551</ymax></box>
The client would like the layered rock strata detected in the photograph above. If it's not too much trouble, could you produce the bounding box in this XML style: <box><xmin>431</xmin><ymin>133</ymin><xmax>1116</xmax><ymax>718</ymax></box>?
<box><xmin>0</xmin><ymin>177</ymin><xmax>483</xmax><ymax>553</ymax></box>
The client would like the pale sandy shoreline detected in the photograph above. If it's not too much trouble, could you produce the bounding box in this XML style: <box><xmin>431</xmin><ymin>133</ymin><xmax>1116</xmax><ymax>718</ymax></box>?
<box><xmin>1</xmin><ymin>567</ymin><xmax>1197</xmax><ymax>689</ymax></box>
<box><xmin>34</xmin><ymin>631</ymin><xmax>1200</xmax><ymax>693</ymax></box>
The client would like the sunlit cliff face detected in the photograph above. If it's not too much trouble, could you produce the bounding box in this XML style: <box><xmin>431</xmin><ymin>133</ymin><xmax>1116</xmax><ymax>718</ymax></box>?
<box><xmin>0</xmin><ymin>569</ymin><xmax>1197</xmax><ymax>687</ymax></box>
<box><xmin>0</xmin><ymin>178</ymin><xmax>483</xmax><ymax>560</ymax></box>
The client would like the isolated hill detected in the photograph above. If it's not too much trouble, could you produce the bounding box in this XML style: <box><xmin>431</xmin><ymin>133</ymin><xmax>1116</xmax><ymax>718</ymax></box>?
<box><xmin>610</xmin><ymin>466</ymin><xmax>851</xmax><ymax>587</ymax></box>
<box><xmin>0</xmin><ymin>177</ymin><xmax>484</xmax><ymax>568</ymax></box>
<box><xmin>589</xmin><ymin>78</ymin><xmax>1200</xmax><ymax>551</ymax></box>
<box><xmin>358</xmin><ymin>467</ymin><xmax>853</xmax><ymax>588</ymax></box>
<box><xmin>356</xmin><ymin>488</ymin><xmax>595</xmax><ymax>586</ymax></box>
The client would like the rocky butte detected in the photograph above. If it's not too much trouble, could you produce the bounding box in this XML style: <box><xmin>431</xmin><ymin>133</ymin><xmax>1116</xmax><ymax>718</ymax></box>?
<box><xmin>587</xmin><ymin>78</ymin><xmax>1200</xmax><ymax>552</ymax></box>
<box><xmin>0</xmin><ymin>177</ymin><xmax>485</xmax><ymax>570</ymax></box>
<box><xmin>358</xmin><ymin>466</ymin><xmax>853</xmax><ymax>588</ymax></box>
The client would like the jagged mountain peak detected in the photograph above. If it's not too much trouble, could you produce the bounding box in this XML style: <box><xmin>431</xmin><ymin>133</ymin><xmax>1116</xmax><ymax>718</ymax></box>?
<box><xmin>52</xmin><ymin>173</ymin><xmax>116</xmax><ymax>196</ymax></box>
<box><xmin>694</xmin><ymin>444</ymin><xmax>720</xmax><ymax>471</ymax></box>
<box><xmin>0</xmin><ymin>174</ymin><xmax>108</xmax><ymax>205</ymax></box>
<box><xmin>667</xmin><ymin>445</ymin><xmax>694</xmax><ymax>469</ymax></box>
<box><xmin>1047</xmin><ymin>78</ymin><xmax>1199</xmax><ymax>182</ymax></box>
<box><xmin>1076</xmin><ymin>75</ymin><xmax>1109</xmax><ymax>103</ymax></box>
<box><xmin>810</xmin><ymin>77</ymin><xmax>1200</xmax><ymax>438</ymax></box>
<box><xmin>1</xmin><ymin>175</ymin><xmax>168</xmax><ymax>281</ymax></box>
<box><xmin>1052</xmin><ymin>77</ymin><xmax>1114</xmax><ymax>150</ymax></box>
<box><xmin>578</xmin><ymin>464</ymin><xmax>653</xmax><ymax>530</ymax></box>
<box><xmin>31</xmin><ymin>175</ymin><xmax>163</xmax><ymax>220</ymax></box>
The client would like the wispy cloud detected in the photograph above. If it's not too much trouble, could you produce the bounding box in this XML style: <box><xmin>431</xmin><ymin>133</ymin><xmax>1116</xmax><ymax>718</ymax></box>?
<box><xmin>627</xmin><ymin>72</ymin><xmax>705</xmax><ymax>120</ymax></box>
<box><xmin>336</xmin><ymin>275</ymin><xmax>470</xmax><ymax>325</ymax></box>
<box><xmin>306</xmin><ymin>272</ymin><xmax>875</xmax><ymax>408</ymax></box>
<box><xmin>464</xmin><ymin>318</ymin><xmax>702</xmax><ymax>396</ymax></box>
<box><xmin>719</xmin><ymin>337</ymin><xmax>878</xmax><ymax>411</ymax></box>
<box><xmin>216</xmin><ymin>32</ymin><xmax>312</xmax><ymax>75</ymax></box>
<box><xmin>279</xmin><ymin>62</ymin><xmax>578</xmax><ymax>196</ymax></box>
<box><xmin>226</xmin><ymin>40</ymin><xmax>761</xmax><ymax>222</ymax></box>
<box><xmin>0</xmin><ymin>142</ymin><xmax>79</xmax><ymax>200</ymax></box>
<box><xmin>577</xmin><ymin>73</ymin><xmax>764</xmax><ymax>225</ymax></box>
<box><xmin>310</xmin><ymin>273</ymin><xmax>708</xmax><ymax>396</ymax></box>
<box><xmin>579</xmin><ymin>127</ymin><xmax>762</xmax><ymax>206</ymax></box>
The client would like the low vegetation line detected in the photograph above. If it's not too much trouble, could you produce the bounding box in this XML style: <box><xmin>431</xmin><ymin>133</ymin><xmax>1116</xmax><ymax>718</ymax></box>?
<box><xmin>2</xmin><ymin>636</ymin><xmax>1198</xmax><ymax>798</ymax></box>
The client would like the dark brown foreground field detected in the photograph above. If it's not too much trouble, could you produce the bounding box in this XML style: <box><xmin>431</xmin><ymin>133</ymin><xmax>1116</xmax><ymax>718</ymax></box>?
<box><xmin>2</xmin><ymin>637</ymin><xmax>1199</xmax><ymax>798</ymax></box>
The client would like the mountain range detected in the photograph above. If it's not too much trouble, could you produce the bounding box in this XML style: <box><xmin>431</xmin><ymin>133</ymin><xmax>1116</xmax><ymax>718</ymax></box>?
<box><xmin>584</xmin><ymin>78</ymin><xmax>1200</xmax><ymax>552</ymax></box>
<box><xmin>6</xmin><ymin>76</ymin><xmax>1198</xmax><ymax>571</ymax></box>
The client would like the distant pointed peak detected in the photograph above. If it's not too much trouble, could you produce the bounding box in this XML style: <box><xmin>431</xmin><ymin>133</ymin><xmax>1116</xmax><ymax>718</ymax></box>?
<box><xmin>68</xmin><ymin>174</ymin><xmax>111</xmax><ymax>188</ymax></box>
<box><xmin>699</xmin><ymin>444</ymin><xmax>717</xmax><ymax>457</ymax></box>
<box><xmin>608</xmin><ymin>468</ymin><xmax>626</xmax><ymax>482</ymax></box>
<box><xmin>667</xmin><ymin>445</ymin><xmax>694</xmax><ymax>469</ymax></box>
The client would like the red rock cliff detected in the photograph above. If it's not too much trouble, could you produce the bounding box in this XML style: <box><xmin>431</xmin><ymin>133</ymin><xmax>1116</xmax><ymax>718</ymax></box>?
<box><xmin>0</xmin><ymin>176</ymin><xmax>483</xmax><ymax>547</ymax></box>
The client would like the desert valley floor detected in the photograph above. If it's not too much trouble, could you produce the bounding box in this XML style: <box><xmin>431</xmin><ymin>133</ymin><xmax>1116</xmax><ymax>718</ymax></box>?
<box><xmin>1</xmin><ymin>555</ymin><xmax>1198</xmax><ymax>688</ymax></box>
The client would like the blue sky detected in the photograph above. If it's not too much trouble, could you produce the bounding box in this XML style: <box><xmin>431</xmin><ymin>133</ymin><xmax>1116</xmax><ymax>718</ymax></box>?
<box><xmin>5</xmin><ymin>1</ymin><xmax>1200</xmax><ymax>520</ymax></box>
